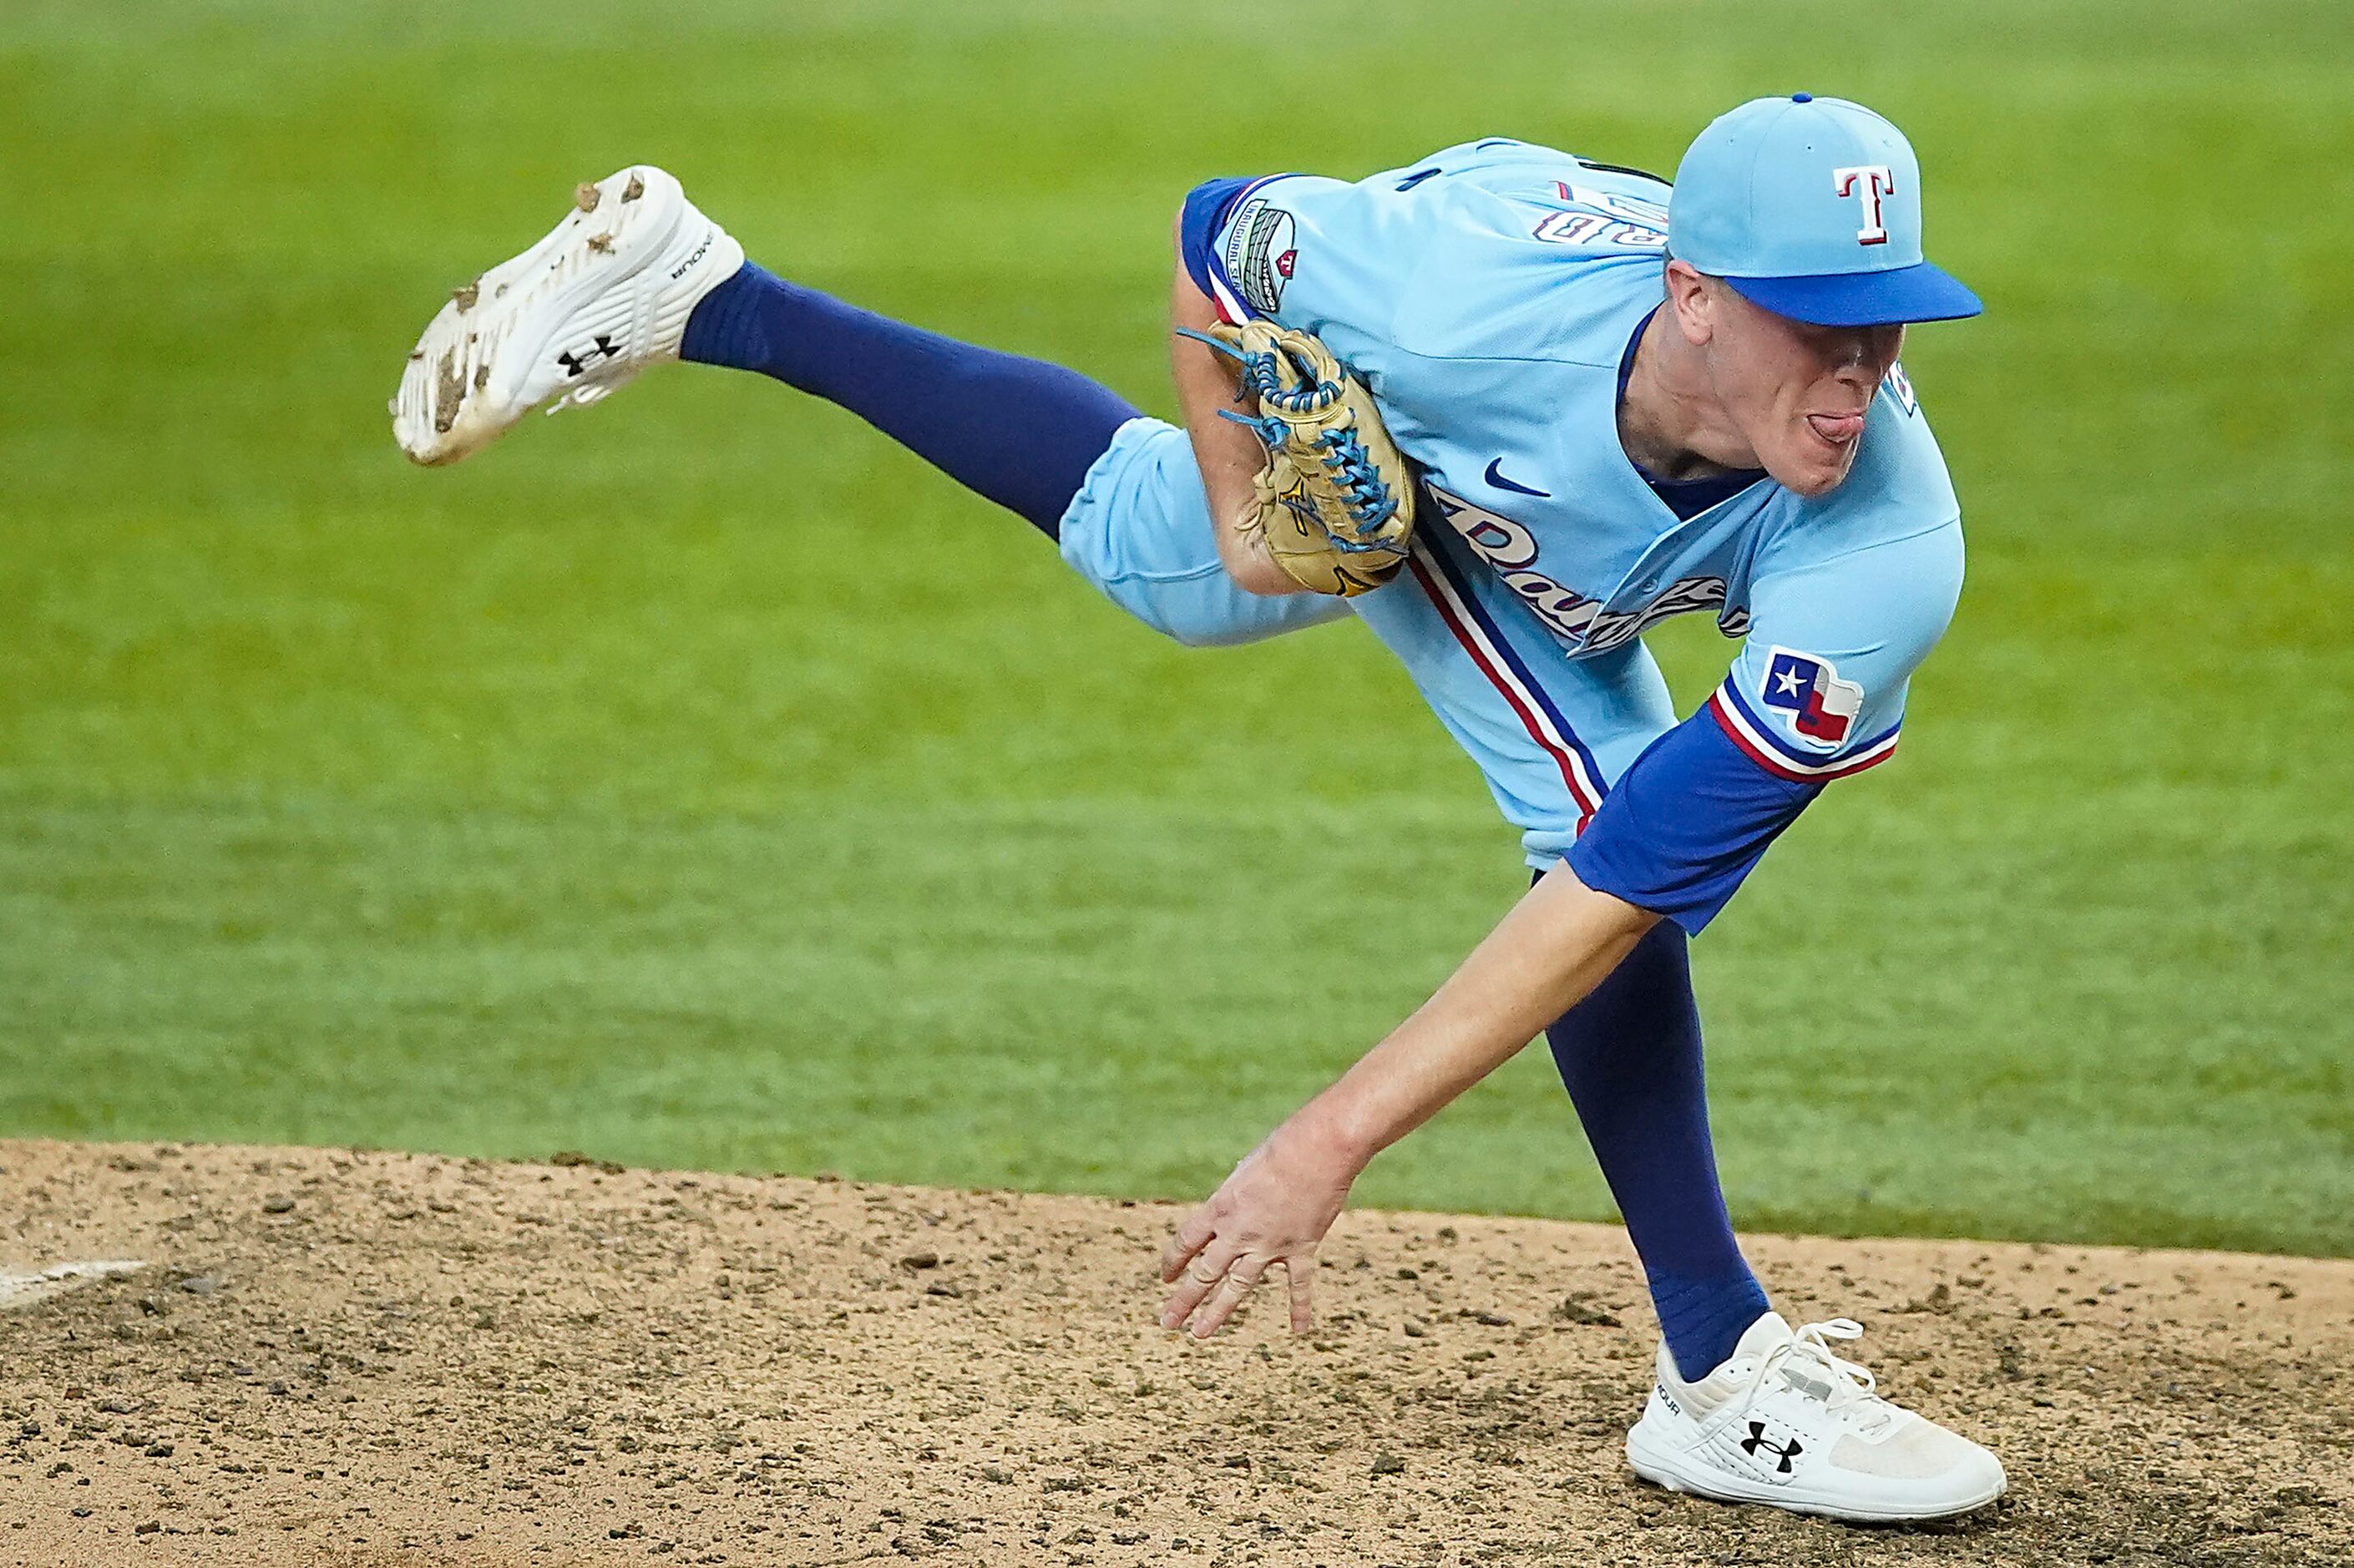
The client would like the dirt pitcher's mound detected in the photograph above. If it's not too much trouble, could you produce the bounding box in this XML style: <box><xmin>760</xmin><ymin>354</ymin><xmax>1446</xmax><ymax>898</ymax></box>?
<box><xmin>2</xmin><ymin>1142</ymin><xmax>2349</xmax><ymax>1568</ymax></box>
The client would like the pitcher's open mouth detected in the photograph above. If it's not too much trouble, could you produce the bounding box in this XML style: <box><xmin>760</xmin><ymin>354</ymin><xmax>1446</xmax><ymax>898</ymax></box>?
<box><xmin>1806</xmin><ymin>411</ymin><xmax>1865</xmax><ymax>448</ymax></box>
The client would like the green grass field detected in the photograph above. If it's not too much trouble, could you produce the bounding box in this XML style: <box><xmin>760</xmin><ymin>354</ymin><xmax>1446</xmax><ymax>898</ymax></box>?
<box><xmin>4</xmin><ymin>0</ymin><xmax>2350</xmax><ymax>1257</ymax></box>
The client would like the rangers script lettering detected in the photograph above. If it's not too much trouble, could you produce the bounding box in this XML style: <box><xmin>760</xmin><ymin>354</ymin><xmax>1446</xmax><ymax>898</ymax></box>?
<box><xmin>1430</xmin><ymin>488</ymin><xmax>1751</xmax><ymax>654</ymax></box>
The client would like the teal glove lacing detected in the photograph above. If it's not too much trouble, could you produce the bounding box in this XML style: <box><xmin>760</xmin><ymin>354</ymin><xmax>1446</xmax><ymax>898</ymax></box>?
<box><xmin>1176</xmin><ymin>326</ymin><xmax>1403</xmax><ymax>547</ymax></box>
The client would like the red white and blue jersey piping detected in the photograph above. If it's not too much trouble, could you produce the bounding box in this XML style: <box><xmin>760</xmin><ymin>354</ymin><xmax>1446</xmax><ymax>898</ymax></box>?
<box><xmin>1408</xmin><ymin>539</ymin><xmax>1610</xmax><ymax>827</ymax></box>
<box><xmin>1708</xmin><ymin>678</ymin><xmax>1900</xmax><ymax>781</ymax></box>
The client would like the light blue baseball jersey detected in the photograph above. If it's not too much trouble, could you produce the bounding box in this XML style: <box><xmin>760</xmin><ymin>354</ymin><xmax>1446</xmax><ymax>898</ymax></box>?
<box><xmin>1192</xmin><ymin>141</ymin><xmax>1963</xmax><ymax>918</ymax></box>
<box><xmin>1059</xmin><ymin>138</ymin><xmax>1969</xmax><ymax>929</ymax></box>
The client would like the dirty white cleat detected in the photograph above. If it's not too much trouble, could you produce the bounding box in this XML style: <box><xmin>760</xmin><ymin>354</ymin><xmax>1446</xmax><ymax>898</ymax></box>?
<box><xmin>390</xmin><ymin>166</ymin><xmax>744</xmax><ymax>465</ymax></box>
<box><xmin>1624</xmin><ymin>1313</ymin><xmax>2007</xmax><ymax>1524</ymax></box>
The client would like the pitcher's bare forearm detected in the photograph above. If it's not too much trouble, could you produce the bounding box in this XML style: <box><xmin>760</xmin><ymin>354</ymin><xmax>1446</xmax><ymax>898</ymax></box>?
<box><xmin>1296</xmin><ymin>863</ymin><xmax>1659</xmax><ymax>1167</ymax></box>
<box><xmin>1158</xmin><ymin>865</ymin><xmax>1658</xmax><ymax>1337</ymax></box>
<box><xmin>1167</xmin><ymin>256</ymin><xmax>1307</xmax><ymax>597</ymax></box>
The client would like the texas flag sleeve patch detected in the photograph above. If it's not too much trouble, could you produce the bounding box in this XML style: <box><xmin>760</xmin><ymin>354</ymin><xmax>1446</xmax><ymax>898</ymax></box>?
<box><xmin>1759</xmin><ymin>647</ymin><xmax>1863</xmax><ymax>743</ymax></box>
<box><xmin>1704</xmin><ymin>646</ymin><xmax>1901</xmax><ymax>782</ymax></box>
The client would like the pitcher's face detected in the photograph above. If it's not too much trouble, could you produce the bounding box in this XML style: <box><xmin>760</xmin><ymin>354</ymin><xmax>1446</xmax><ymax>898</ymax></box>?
<box><xmin>1683</xmin><ymin>270</ymin><xmax>1906</xmax><ymax>498</ymax></box>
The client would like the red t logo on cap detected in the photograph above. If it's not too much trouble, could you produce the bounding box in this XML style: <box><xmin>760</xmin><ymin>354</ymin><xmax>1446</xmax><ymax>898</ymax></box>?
<box><xmin>1832</xmin><ymin>164</ymin><xmax>1895</xmax><ymax>245</ymax></box>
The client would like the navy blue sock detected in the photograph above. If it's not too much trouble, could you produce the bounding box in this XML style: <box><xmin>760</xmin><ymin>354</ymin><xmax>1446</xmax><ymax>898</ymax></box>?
<box><xmin>1544</xmin><ymin>916</ymin><xmax>1769</xmax><ymax>1381</ymax></box>
<box><xmin>679</xmin><ymin>262</ymin><xmax>1140</xmax><ymax>540</ymax></box>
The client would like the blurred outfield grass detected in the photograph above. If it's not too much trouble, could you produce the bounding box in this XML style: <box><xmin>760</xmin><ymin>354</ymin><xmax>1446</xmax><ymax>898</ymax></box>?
<box><xmin>3</xmin><ymin>0</ymin><xmax>2350</xmax><ymax>1255</ymax></box>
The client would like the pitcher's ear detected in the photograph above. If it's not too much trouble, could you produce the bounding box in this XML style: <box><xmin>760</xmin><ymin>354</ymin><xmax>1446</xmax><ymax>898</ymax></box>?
<box><xmin>1663</xmin><ymin>258</ymin><xmax>1717</xmax><ymax>346</ymax></box>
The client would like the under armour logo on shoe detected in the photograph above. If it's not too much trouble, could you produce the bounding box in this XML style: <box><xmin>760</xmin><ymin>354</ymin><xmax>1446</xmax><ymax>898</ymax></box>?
<box><xmin>1740</xmin><ymin>1421</ymin><xmax>1804</xmax><ymax>1474</ymax></box>
<box><xmin>556</xmin><ymin>336</ymin><xmax>620</xmax><ymax>377</ymax></box>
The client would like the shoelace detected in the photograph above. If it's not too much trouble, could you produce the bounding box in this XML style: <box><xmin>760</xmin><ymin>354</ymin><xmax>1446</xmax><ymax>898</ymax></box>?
<box><xmin>1734</xmin><ymin>1318</ymin><xmax>1884</xmax><ymax>1427</ymax></box>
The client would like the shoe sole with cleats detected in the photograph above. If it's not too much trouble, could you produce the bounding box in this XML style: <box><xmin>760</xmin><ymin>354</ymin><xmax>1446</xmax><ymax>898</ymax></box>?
<box><xmin>391</xmin><ymin>166</ymin><xmax>742</xmax><ymax>466</ymax></box>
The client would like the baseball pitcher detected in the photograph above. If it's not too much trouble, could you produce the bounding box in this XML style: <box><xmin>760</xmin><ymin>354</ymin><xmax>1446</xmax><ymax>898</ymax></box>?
<box><xmin>392</xmin><ymin>94</ymin><xmax>2003</xmax><ymax>1523</ymax></box>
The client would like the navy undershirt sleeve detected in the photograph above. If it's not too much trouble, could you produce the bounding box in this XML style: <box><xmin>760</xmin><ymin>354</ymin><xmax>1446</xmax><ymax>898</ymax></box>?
<box><xmin>1567</xmin><ymin>708</ymin><xmax>1822</xmax><ymax>933</ymax></box>
<box><xmin>1178</xmin><ymin>176</ymin><xmax>1259</xmax><ymax>303</ymax></box>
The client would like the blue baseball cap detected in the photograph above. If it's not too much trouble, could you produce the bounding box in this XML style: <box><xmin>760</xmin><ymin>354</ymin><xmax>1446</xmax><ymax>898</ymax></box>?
<box><xmin>1668</xmin><ymin>94</ymin><xmax>1982</xmax><ymax>328</ymax></box>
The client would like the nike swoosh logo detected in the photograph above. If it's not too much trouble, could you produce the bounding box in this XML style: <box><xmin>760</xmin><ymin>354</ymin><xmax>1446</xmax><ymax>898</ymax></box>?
<box><xmin>1483</xmin><ymin>458</ymin><xmax>1551</xmax><ymax>498</ymax></box>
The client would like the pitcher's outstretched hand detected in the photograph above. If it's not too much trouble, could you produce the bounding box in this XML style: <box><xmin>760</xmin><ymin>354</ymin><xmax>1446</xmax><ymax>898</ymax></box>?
<box><xmin>1157</xmin><ymin>1120</ymin><xmax>1359</xmax><ymax>1338</ymax></box>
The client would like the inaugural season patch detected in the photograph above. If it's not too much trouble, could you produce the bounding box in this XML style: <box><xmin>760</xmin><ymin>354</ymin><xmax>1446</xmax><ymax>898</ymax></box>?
<box><xmin>1222</xmin><ymin>198</ymin><xmax>1297</xmax><ymax>315</ymax></box>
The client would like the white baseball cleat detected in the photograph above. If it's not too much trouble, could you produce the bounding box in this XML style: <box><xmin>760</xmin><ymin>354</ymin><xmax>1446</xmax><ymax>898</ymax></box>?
<box><xmin>391</xmin><ymin>165</ymin><xmax>744</xmax><ymax>466</ymax></box>
<box><xmin>1624</xmin><ymin>1313</ymin><xmax>2006</xmax><ymax>1524</ymax></box>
